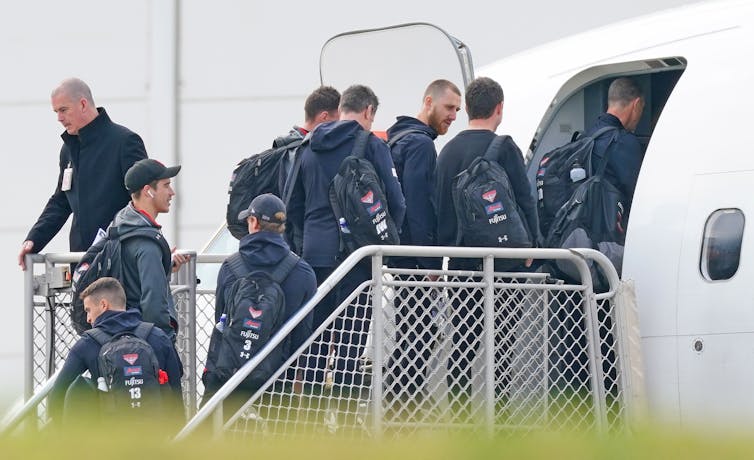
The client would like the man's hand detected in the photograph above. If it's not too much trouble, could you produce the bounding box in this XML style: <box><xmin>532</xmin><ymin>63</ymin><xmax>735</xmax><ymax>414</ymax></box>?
<box><xmin>18</xmin><ymin>240</ymin><xmax>34</xmax><ymax>271</ymax></box>
<box><xmin>171</xmin><ymin>247</ymin><xmax>190</xmax><ymax>273</ymax></box>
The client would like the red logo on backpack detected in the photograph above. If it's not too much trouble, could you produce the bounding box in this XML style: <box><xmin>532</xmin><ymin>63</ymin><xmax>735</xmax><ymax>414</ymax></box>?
<box><xmin>482</xmin><ymin>190</ymin><xmax>497</xmax><ymax>203</ymax></box>
<box><xmin>123</xmin><ymin>354</ymin><xmax>139</xmax><ymax>365</ymax></box>
<box><xmin>360</xmin><ymin>190</ymin><xmax>374</xmax><ymax>204</ymax></box>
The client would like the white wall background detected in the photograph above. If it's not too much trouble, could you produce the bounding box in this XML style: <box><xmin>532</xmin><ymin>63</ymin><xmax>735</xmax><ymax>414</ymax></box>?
<box><xmin>0</xmin><ymin>0</ymin><xmax>697</xmax><ymax>410</ymax></box>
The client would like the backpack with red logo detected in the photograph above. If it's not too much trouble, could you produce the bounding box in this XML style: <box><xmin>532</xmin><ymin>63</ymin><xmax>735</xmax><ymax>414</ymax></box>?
<box><xmin>452</xmin><ymin>135</ymin><xmax>533</xmax><ymax>268</ymax></box>
<box><xmin>329</xmin><ymin>129</ymin><xmax>401</xmax><ymax>254</ymax></box>
<box><xmin>86</xmin><ymin>322</ymin><xmax>164</xmax><ymax>413</ymax></box>
<box><xmin>208</xmin><ymin>252</ymin><xmax>299</xmax><ymax>391</ymax></box>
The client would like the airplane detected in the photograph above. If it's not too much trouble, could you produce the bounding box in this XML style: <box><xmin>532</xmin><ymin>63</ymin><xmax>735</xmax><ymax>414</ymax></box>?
<box><xmin>304</xmin><ymin>0</ymin><xmax>754</xmax><ymax>427</ymax></box>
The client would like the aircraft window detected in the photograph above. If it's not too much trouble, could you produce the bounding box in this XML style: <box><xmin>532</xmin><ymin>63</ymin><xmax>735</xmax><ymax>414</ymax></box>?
<box><xmin>700</xmin><ymin>209</ymin><xmax>744</xmax><ymax>281</ymax></box>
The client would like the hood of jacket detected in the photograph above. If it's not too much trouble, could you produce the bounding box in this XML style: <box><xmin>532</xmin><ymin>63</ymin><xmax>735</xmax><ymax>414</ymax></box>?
<box><xmin>111</xmin><ymin>202</ymin><xmax>160</xmax><ymax>233</ymax></box>
<box><xmin>386</xmin><ymin>116</ymin><xmax>438</xmax><ymax>140</ymax></box>
<box><xmin>238</xmin><ymin>230</ymin><xmax>293</xmax><ymax>268</ymax></box>
<box><xmin>91</xmin><ymin>309</ymin><xmax>143</xmax><ymax>336</ymax></box>
<box><xmin>310</xmin><ymin>120</ymin><xmax>364</xmax><ymax>153</ymax></box>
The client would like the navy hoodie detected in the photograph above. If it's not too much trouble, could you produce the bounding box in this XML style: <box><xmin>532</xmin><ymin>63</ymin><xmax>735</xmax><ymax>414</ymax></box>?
<box><xmin>288</xmin><ymin>120</ymin><xmax>406</xmax><ymax>268</ymax></box>
<box><xmin>204</xmin><ymin>230</ymin><xmax>317</xmax><ymax>381</ymax></box>
<box><xmin>48</xmin><ymin>309</ymin><xmax>183</xmax><ymax>423</ymax></box>
<box><xmin>387</xmin><ymin>116</ymin><xmax>441</xmax><ymax>269</ymax></box>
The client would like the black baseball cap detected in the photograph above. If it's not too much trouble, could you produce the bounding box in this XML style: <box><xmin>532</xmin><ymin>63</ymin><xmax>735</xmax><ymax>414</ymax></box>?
<box><xmin>125</xmin><ymin>159</ymin><xmax>181</xmax><ymax>193</ymax></box>
<box><xmin>238</xmin><ymin>193</ymin><xmax>287</xmax><ymax>224</ymax></box>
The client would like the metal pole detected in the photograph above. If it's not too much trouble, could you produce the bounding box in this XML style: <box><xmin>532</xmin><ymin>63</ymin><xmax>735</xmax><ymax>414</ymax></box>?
<box><xmin>580</xmin><ymin>282</ymin><xmax>608</xmax><ymax>431</ymax></box>
<box><xmin>371</xmin><ymin>253</ymin><xmax>384</xmax><ymax>438</ymax></box>
<box><xmin>24</xmin><ymin>255</ymin><xmax>35</xmax><ymax>402</ymax></box>
<box><xmin>482</xmin><ymin>256</ymin><xmax>495</xmax><ymax>436</ymax></box>
<box><xmin>187</xmin><ymin>254</ymin><xmax>198</xmax><ymax>418</ymax></box>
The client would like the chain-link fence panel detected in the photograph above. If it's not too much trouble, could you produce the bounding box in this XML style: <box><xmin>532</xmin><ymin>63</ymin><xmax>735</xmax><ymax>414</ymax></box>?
<box><xmin>211</xmin><ymin>263</ymin><xmax>628</xmax><ymax>440</ymax></box>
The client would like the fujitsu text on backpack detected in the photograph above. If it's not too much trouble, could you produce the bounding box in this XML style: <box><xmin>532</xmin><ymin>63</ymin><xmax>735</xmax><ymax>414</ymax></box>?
<box><xmin>210</xmin><ymin>252</ymin><xmax>299</xmax><ymax>390</ymax></box>
<box><xmin>227</xmin><ymin>132</ymin><xmax>304</xmax><ymax>240</ymax></box>
<box><xmin>535</xmin><ymin>126</ymin><xmax>618</xmax><ymax>236</ymax></box>
<box><xmin>86</xmin><ymin>322</ymin><xmax>164</xmax><ymax>413</ymax></box>
<box><xmin>452</xmin><ymin>135</ymin><xmax>533</xmax><ymax>269</ymax></box>
<box><xmin>71</xmin><ymin>227</ymin><xmax>171</xmax><ymax>335</ymax></box>
<box><xmin>329</xmin><ymin>130</ymin><xmax>400</xmax><ymax>254</ymax></box>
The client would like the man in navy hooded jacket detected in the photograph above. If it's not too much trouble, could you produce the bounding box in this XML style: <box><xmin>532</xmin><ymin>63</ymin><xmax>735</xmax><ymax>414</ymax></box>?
<box><xmin>288</xmin><ymin>84</ymin><xmax>406</xmax><ymax>329</ymax></box>
<box><xmin>48</xmin><ymin>277</ymin><xmax>183</xmax><ymax>425</ymax></box>
<box><xmin>202</xmin><ymin>193</ymin><xmax>316</xmax><ymax>415</ymax></box>
<box><xmin>384</xmin><ymin>79</ymin><xmax>460</xmax><ymax>405</ymax></box>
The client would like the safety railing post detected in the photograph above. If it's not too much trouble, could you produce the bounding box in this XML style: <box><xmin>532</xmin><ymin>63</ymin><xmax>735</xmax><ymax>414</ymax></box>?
<box><xmin>483</xmin><ymin>256</ymin><xmax>495</xmax><ymax>436</ymax></box>
<box><xmin>24</xmin><ymin>255</ymin><xmax>35</xmax><ymax>431</ymax></box>
<box><xmin>371</xmin><ymin>253</ymin><xmax>384</xmax><ymax>438</ymax></box>
<box><xmin>582</xmin><ymin>291</ymin><xmax>608</xmax><ymax>431</ymax></box>
<box><xmin>187</xmin><ymin>254</ymin><xmax>198</xmax><ymax>418</ymax></box>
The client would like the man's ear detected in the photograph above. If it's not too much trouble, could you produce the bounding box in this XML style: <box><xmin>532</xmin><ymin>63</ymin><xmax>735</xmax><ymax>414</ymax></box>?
<box><xmin>100</xmin><ymin>298</ymin><xmax>110</xmax><ymax>312</ymax></box>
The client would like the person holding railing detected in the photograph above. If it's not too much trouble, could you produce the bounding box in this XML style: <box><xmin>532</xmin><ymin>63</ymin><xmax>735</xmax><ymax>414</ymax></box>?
<box><xmin>18</xmin><ymin>78</ymin><xmax>147</xmax><ymax>270</ymax></box>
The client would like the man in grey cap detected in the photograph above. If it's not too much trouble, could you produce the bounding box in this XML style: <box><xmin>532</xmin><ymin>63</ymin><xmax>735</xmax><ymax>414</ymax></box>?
<box><xmin>202</xmin><ymin>193</ymin><xmax>316</xmax><ymax>416</ymax></box>
<box><xmin>107</xmin><ymin>158</ymin><xmax>185</xmax><ymax>340</ymax></box>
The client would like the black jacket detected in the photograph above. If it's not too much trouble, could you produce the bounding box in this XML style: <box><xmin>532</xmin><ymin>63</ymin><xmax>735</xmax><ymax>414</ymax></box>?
<box><xmin>435</xmin><ymin>130</ymin><xmax>538</xmax><ymax>269</ymax></box>
<box><xmin>585</xmin><ymin>113</ymin><xmax>644</xmax><ymax>215</ymax></box>
<box><xmin>386</xmin><ymin>116</ymin><xmax>441</xmax><ymax>269</ymax></box>
<box><xmin>203</xmin><ymin>231</ymin><xmax>317</xmax><ymax>392</ymax></box>
<box><xmin>48</xmin><ymin>309</ymin><xmax>183</xmax><ymax>423</ymax></box>
<box><xmin>26</xmin><ymin>108</ymin><xmax>147</xmax><ymax>252</ymax></box>
<box><xmin>288</xmin><ymin>120</ymin><xmax>406</xmax><ymax>268</ymax></box>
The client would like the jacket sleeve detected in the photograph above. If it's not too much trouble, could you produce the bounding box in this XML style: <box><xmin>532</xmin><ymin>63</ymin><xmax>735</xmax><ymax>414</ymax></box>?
<box><xmin>47</xmin><ymin>340</ymin><xmax>89</xmax><ymax>424</ymax></box>
<box><xmin>611</xmin><ymin>133</ymin><xmax>643</xmax><ymax>204</ymax></box>
<box><xmin>434</xmin><ymin>147</ymin><xmax>457</xmax><ymax>247</ymax></box>
<box><xmin>286</xmin><ymin>151</ymin><xmax>306</xmax><ymax>251</ymax></box>
<box><xmin>119</xmin><ymin>132</ymin><xmax>149</xmax><ymax>176</ymax></box>
<box><xmin>134</xmin><ymin>242</ymin><xmax>173</xmax><ymax>337</ymax></box>
<box><xmin>25</xmin><ymin>150</ymin><xmax>73</xmax><ymax>251</ymax></box>
<box><xmin>499</xmin><ymin>137</ymin><xmax>540</xmax><ymax>244</ymax></box>
<box><xmin>287</xmin><ymin>263</ymin><xmax>317</xmax><ymax>362</ymax></box>
<box><xmin>399</xmin><ymin>137</ymin><xmax>441</xmax><ymax>268</ymax></box>
<box><xmin>369</xmin><ymin>137</ymin><xmax>406</xmax><ymax>229</ymax></box>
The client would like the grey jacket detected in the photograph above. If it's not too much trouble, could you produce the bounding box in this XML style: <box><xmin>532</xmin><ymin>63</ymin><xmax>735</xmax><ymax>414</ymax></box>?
<box><xmin>111</xmin><ymin>203</ymin><xmax>175</xmax><ymax>340</ymax></box>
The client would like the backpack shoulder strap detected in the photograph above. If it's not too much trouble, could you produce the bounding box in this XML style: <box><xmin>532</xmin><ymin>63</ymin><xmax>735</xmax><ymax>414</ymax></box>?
<box><xmin>590</xmin><ymin>125</ymin><xmax>619</xmax><ymax>140</ymax></box>
<box><xmin>482</xmin><ymin>135</ymin><xmax>511</xmax><ymax>162</ymax></box>
<box><xmin>268</xmin><ymin>252</ymin><xmax>300</xmax><ymax>285</ymax></box>
<box><xmin>591</xmin><ymin>126</ymin><xmax>620</xmax><ymax>176</ymax></box>
<box><xmin>118</xmin><ymin>227</ymin><xmax>172</xmax><ymax>270</ymax></box>
<box><xmin>226</xmin><ymin>253</ymin><xmax>252</xmax><ymax>281</ymax></box>
<box><xmin>133</xmin><ymin>322</ymin><xmax>154</xmax><ymax>341</ymax></box>
<box><xmin>85</xmin><ymin>327</ymin><xmax>112</xmax><ymax>346</ymax></box>
<box><xmin>387</xmin><ymin>129</ymin><xmax>429</xmax><ymax>148</ymax></box>
<box><xmin>282</xmin><ymin>132</ymin><xmax>313</xmax><ymax>206</ymax></box>
<box><xmin>351</xmin><ymin>129</ymin><xmax>371</xmax><ymax>159</ymax></box>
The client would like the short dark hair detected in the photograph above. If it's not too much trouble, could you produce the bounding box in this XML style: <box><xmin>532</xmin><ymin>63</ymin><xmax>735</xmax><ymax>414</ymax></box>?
<box><xmin>79</xmin><ymin>277</ymin><xmax>126</xmax><ymax>308</ymax></box>
<box><xmin>257</xmin><ymin>220</ymin><xmax>285</xmax><ymax>234</ymax></box>
<box><xmin>339</xmin><ymin>84</ymin><xmax>379</xmax><ymax>114</ymax></box>
<box><xmin>304</xmin><ymin>86</ymin><xmax>340</xmax><ymax>122</ymax></box>
<box><xmin>424</xmin><ymin>79</ymin><xmax>461</xmax><ymax>99</ymax></box>
<box><xmin>465</xmin><ymin>77</ymin><xmax>504</xmax><ymax>120</ymax></box>
<box><xmin>608</xmin><ymin>77</ymin><xmax>643</xmax><ymax>107</ymax></box>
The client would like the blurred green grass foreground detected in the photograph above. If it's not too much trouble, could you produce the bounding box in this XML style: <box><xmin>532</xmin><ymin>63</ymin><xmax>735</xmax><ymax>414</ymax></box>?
<box><xmin>4</xmin><ymin>420</ymin><xmax>754</xmax><ymax>460</ymax></box>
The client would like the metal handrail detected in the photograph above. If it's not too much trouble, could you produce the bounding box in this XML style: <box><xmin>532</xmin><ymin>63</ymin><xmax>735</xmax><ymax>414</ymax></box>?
<box><xmin>1</xmin><ymin>368</ymin><xmax>61</xmax><ymax>436</ymax></box>
<box><xmin>174</xmin><ymin>245</ymin><xmax>613</xmax><ymax>440</ymax></box>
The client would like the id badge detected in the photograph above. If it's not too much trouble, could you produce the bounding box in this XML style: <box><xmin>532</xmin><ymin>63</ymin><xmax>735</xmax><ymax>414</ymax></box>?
<box><xmin>61</xmin><ymin>166</ymin><xmax>73</xmax><ymax>191</ymax></box>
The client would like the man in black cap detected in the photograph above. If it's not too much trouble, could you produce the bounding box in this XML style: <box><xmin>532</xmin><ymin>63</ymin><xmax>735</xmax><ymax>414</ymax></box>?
<box><xmin>108</xmin><ymin>158</ymin><xmax>184</xmax><ymax>340</ymax></box>
<box><xmin>202</xmin><ymin>193</ymin><xmax>316</xmax><ymax>416</ymax></box>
